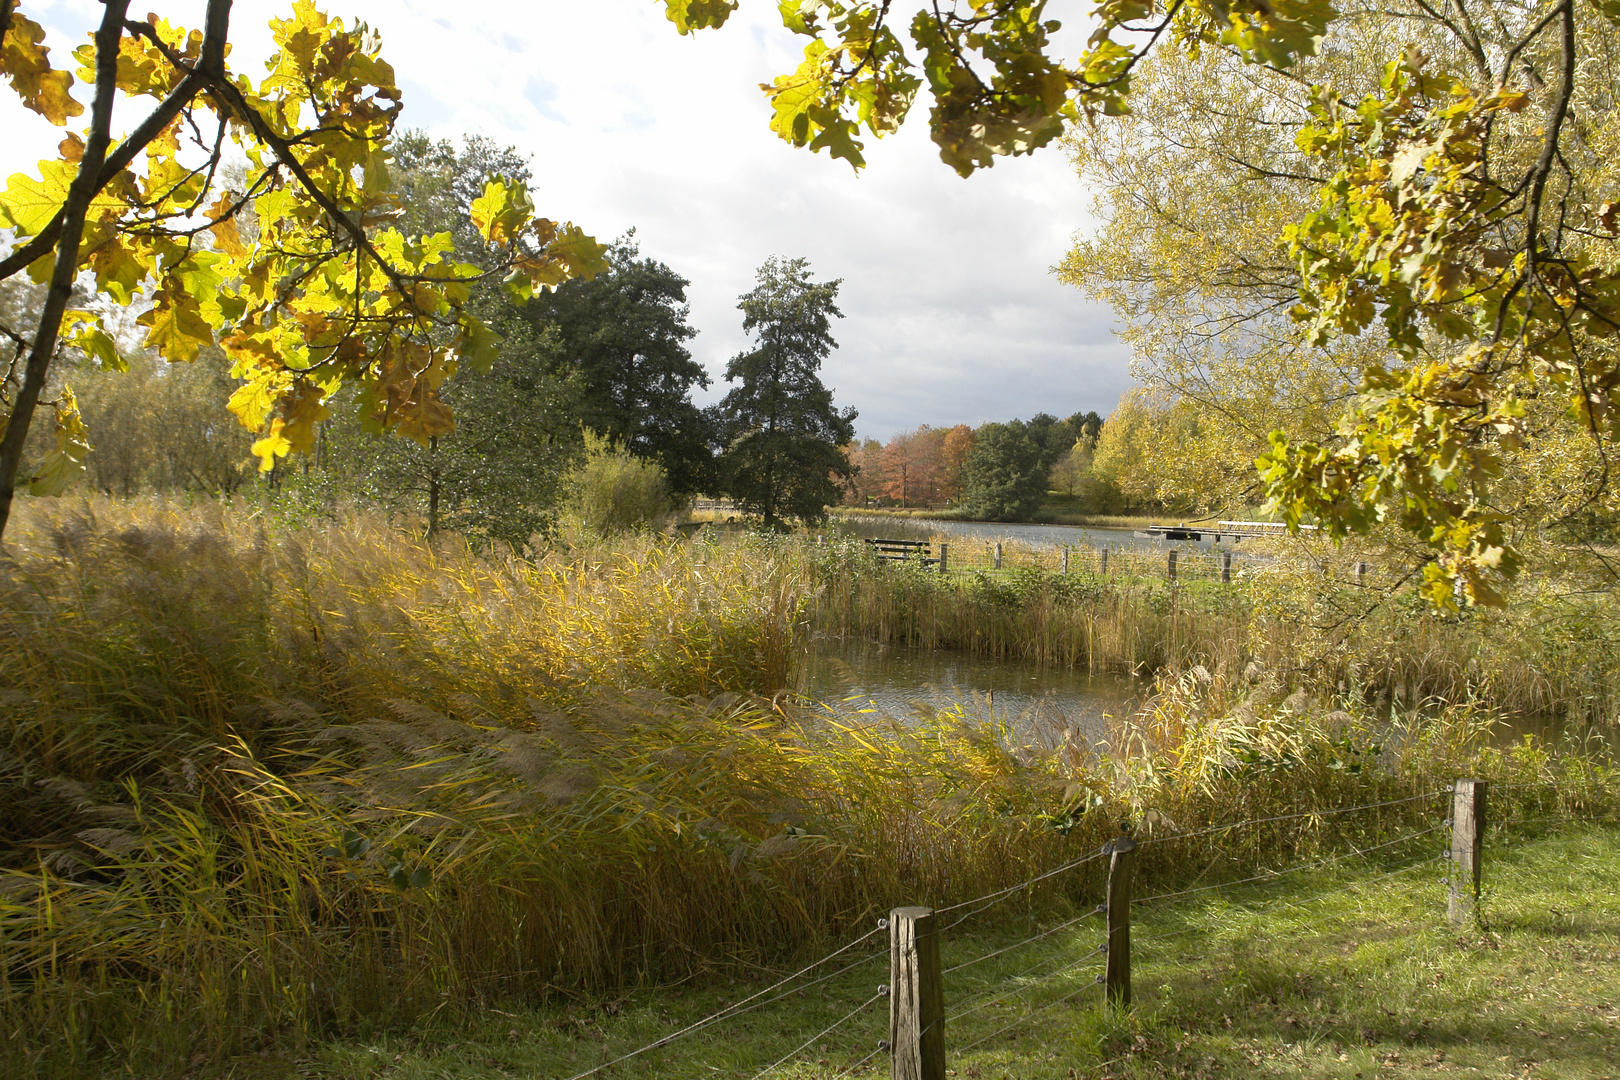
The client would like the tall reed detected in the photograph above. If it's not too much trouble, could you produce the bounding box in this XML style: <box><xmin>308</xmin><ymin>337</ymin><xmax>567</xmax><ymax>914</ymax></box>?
<box><xmin>0</xmin><ymin>499</ymin><xmax>1612</xmax><ymax>1075</ymax></box>
<box><xmin>804</xmin><ymin>533</ymin><xmax>1620</xmax><ymax>723</ymax></box>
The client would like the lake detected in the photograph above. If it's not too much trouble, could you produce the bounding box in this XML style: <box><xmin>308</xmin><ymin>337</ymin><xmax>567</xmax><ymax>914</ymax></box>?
<box><xmin>832</xmin><ymin>515</ymin><xmax>1241</xmax><ymax>551</ymax></box>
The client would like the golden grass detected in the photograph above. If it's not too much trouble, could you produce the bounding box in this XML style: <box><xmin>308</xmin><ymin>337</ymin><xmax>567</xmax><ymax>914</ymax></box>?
<box><xmin>0</xmin><ymin>498</ymin><xmax>1613</xmax><ymax>1076</ymax></box>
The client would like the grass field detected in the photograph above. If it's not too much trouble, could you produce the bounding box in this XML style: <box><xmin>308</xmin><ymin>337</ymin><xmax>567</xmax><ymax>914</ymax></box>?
<box><xmin>298</xmin><ymin>817</ymin><xmax>1618</xmax><ymax>1080</ymax></box>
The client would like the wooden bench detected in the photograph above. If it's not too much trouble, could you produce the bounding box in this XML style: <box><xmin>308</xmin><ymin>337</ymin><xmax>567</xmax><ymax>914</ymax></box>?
<box><xmin>863</xmin><ymin>537</ymin><xmax>939</xmax><ymax>566</ymax></box>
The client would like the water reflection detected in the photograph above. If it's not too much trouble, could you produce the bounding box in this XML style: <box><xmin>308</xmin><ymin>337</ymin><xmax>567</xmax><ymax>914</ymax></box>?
<box><xmin>800</xmin><ymin>638</ymin><xmax>1144</xmax><ymax>749</ymax></box>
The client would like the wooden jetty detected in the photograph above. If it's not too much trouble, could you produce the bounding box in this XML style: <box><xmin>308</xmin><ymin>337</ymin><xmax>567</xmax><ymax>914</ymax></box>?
<box><xmin>1133</xmin><ymin>520</ymin><xmax>1318</xmax><ymax>543</ymax></box>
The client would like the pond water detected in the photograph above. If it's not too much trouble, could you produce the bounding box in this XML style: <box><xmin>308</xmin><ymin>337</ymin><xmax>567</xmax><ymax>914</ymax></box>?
<box><xmin>798</xmin><ymin>638</ymin><xmax>1606</xmax><ymax>752</ymax></box>
<box><xmin>832</xmin><ymin>515</ymin><xmax>1239</xmax><ymax>552</ymax></box>
<box><xmin>799</xmin><ymin>637</ymin><xmax>1144</xmax><ymax>748</ymax></box>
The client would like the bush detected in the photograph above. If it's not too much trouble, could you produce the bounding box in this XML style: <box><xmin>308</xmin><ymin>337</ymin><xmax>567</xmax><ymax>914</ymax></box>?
<box><xmin>562</xmin><ymin>430</ymin><xmax>673</xmax><ymax>536</ymax></box>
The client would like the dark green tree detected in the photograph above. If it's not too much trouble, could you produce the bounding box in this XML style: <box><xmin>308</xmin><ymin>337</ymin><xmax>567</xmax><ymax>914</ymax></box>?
<box><xmin>1024</xmin><ymin>412</ymin><xmax>1070</xmax><ymax>472</ymax></box>
<box><xmin>715</xmin><ymin>257</ymin><xmax>856</xmax><ymax>527</ymax></box>
<box><xmin>519</xmin><ymin>234</ymin><xmax>714</xmax><ymax>495</ymax></box>
<box><xmin>1067</xmin><ymin>411</ymin><xmax>1104</xmax><ymax>441</ymax></box>
<box><xmin>959</xmin><ymin>420</ymin><xmax>1046</xmax><ymax>522</ymax></box>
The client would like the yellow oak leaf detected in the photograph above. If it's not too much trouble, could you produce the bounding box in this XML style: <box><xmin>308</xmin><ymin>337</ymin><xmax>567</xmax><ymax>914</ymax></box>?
<box><xmin>61</xmin><ymin>311</ymin><xmax>125</xmax><ymax>371</ymax></box>
<box><xmin>277</xmin><ymin>381</ymin><xmax>331</xmax><ymax>455</ymax></box>
<box><xmin>251</xmin><ymin>419</ymin><xmax>292</xmax><ymax>472</ymax></box>
<box><xmin>393</xmin><ymin>387</ymin><xmax>456</xmax><ymax>447</ymax></box>
<box><xmin>548</xmin><ymin>224</ymin><xmax>610</xmax><ymax>279</ymax></box>
<box><xmin>27</xmin><ymin>386</ymin><xmax>91</xmax><ymax>496</ymax></box>
<box><xmin>470</xmin><ymin>177</ymin><xmax>534</xmax><ymax>247</ymax></box>
<box><xmin>1</xmin><ymin>14</ymin><xmax>84</xmax><ymax>125</ymax></box>
<box><xmin>457</xmin><ymin>315</ymin><xmax>503</xmax><ymax>374</ymax></box>
<box><xmin>664</xmin><ymin>0</ymin><xmax>738</xmax><ymax>34</ymax></box>
<box><xmin>137</xmin><ymin>285</ymin><xmax>214</xmax><ymax>362</ymax></box>
<box><xmin>87</xmin><ymin>239</ymin><xmax>149</xmax><ymax>304</ymax></box>
<box><xmin>0</xmin><ymin>164</ymin><xmax>71</xmax><ymax>236</ymax></box>
<box><xmin>229</xmin><ymin>366</ymin><xmax>291</xmax><ymax>432</ymax></box>
<box><xmin>205</xmin><ymin>192</ymin><xmax>248</xmax><ymax>256</ymax></box>
<box><xmin>0</xmin><ymin>158</ymin><xmax>128</xmax><ymax>237</ymax></box>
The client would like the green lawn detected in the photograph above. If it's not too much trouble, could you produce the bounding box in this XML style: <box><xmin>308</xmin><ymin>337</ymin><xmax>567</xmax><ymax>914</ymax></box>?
<box><xmin>293</xmin><ymin>820</ymin><xmax>1618</xmax><ymax>1080</ymax></box>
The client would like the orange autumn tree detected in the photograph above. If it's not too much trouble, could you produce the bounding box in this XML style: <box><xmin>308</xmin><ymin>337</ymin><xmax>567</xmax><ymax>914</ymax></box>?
<box><xmin>0</xmin><ymin>0</ymin><xmax>604</xmax><ymax>538</ymax></box>
<box><xmin>936</xmin><ymin>423</ymin><xmax>974</xmax><ymax>504</ymax></box>
<box><xmin>873</xmin><ymin>424</ymin><xmax>944</xmax><ymax>507</ymax></box>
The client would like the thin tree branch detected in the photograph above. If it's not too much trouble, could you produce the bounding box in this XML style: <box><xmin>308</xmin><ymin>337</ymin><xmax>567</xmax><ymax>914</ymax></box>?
<box><xmin>0</xmin><ymin>0</ymin><xmax>134</xmax><ymax>540</ymax></box>
<box><xmin>0</xmin><ymin>67</ymin><xmax>207</xmax><ymax>283</ymax></box>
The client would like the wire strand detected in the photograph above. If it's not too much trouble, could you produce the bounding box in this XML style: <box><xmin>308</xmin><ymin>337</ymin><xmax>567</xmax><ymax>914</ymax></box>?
<box><xmin>833</xmin><ymin>1042</ymin><xmax>886</xmax><ymax>1078</ymax></box>
<box><xmin>1495</xmin><ymin>812</ymin><xmax>1620</xmax><ymax>827</ymax></box>
<box><xmin>947</xmin><ymin>937</ymin><xmax>1102</xmax><ymax>1019</ymax></box>
<box><xmin>1133</xmin><ymin>853</ymin><xmax>1441</xmax><ymax>949</ymax></box>
<box><xmin>947</xmin><ymin>945</ymin><xmax>1106</xmax><ymax>1024</ymax></box>
<box><xmin>944</xmin><ymin>908</ymin><xmax>1100</xmax><ymax>975</ymax></box>
<box><xmin>954</xmin><ymin>968</ymin><xmax>1105</xmax><ymax>1055</ymax></box>
<box><xmin>1139</xmin><ymin>790</ymin><xmax>1448</xmax><ymax>848</ymax></box>
<box><xmin>1134</xmin><ymin>822</ymin><xmax>1445</xmax><ymax>910</ymax></box>
<box><xmin>561</xmin><ymin>924</ymin><xmax>884</xmax><ymax>1080</ymax></box>
<box><xmin>934</xmin><ymin>847</ymin><xmax>1110</xmax><ymax>920</ymax></box>
<box><xmin>748</xmin><ymin>991</ymin><xmax>885</xmax><ymax>1080</ymax></box>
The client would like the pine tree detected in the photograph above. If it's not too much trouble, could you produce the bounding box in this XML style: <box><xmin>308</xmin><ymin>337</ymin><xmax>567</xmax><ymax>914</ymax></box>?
<box><xmin>716</xmin><ymin>257</ymin><xmax>856</xmax><ymax>527</ymax></box>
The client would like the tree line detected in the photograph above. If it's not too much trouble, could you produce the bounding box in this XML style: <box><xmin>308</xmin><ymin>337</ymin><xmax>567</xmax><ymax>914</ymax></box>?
<box><xmin>8</xmin><ymin>1</ymin><xmax>1619</xmax><ymax>602</ymax></box>
<box><xmin>8</xmin><ymin>134</ymin><xmax>856</xmax><ymax>544</ymax></box>
<box><xmin>846</xmin><ymin>410</ymin><xmax>1105</xmax><ymax>521</ymax></box>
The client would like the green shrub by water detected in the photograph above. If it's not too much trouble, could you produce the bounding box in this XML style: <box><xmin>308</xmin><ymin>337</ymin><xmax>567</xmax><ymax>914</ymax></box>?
<box><xmin>559</xmin><ymin>430</ymin><xmax>674</xmax><ymax>536</ymax></box>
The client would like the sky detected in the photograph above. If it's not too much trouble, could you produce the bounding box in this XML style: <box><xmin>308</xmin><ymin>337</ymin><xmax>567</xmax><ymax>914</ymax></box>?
<box><xmin>1</xmin><ymin>1</ymin><xmax>1135</xmax><ymax>442</ymax></box>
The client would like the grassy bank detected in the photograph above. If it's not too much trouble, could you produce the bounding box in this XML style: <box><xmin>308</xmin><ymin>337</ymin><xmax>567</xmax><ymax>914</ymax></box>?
<box><xmin>2</xmin><ymin>498</ymin><xmax>1615</xmax><ymax>1076</ymax></box>
<box><xmin>311</xmin><ymin>817</ymin><xmax>1618</xmax><ymax>1079</ymax></box>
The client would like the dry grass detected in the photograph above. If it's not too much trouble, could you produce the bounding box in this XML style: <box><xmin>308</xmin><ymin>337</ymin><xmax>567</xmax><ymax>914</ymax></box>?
<box><xmin>0</xmin><ymin>498</ymin><xmax>1613</xmax><ymax>1077</ymax></box>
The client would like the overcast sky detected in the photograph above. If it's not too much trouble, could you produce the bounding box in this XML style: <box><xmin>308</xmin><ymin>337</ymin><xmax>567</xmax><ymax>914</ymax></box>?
<box><xmin>3</xmin><ymin>1</ymin><xmax>1134</xmax><ymax>441</ymax></box>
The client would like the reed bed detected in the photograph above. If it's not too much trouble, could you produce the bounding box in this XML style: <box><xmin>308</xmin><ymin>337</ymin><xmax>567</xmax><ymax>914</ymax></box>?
<box><xmin>805</xmin><ymin>532</ymin><xmax>1620</xmax><ymax>723</ymax></box>
<box><xmin>0</xmin><ymin>498</ymin><xmax>1613</xmax><ymax>1075</ymax></box>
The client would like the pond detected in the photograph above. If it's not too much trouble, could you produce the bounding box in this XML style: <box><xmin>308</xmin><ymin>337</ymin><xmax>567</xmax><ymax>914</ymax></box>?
<box><xmin>832</xmin><ymin>515</ymin><xmax>1240</xmax><ymax>552</ymax></box>
<box><xmin>799</xmin><ymin>637</ymin><xmax>1144</xmax><ymax>749</ymax></box>
<box><xmin>797</xmin><ymin>638</ymin><xmax>1604</xmax><ymax>753</ymax></box>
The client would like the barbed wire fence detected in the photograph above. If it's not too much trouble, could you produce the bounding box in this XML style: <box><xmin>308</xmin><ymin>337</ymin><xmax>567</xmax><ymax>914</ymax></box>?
<box><xmin>554</xmin><ymin>777</ymin><xmax>1611</xmax><ymax>1080</ymax></box>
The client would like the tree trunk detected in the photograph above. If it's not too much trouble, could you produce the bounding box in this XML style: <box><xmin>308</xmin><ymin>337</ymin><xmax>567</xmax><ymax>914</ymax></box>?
<box><xmin>0</xmin><ymin>0</ymin><xmax>130</xmax><ymax>542</ymax></box>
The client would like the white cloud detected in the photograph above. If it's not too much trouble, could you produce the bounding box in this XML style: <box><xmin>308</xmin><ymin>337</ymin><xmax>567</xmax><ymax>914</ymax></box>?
<box><xmin>2</xmin><ymin>0</ymin><xmax>1131</xmax><ymax>439</ymax></box>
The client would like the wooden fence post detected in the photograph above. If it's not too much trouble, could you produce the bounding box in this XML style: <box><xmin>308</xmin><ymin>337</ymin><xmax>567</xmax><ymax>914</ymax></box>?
<box><xmin>1062</xmin><ymin>546</ymin><xmax>1070</xmax><ymax>575</ymax></box>
<box><xmin>1448</xmin><ymin>780</ymin><xmax>1487</xmax><ymax>926</ymax></box>
<box><xmin>937</xmin><ymin>543</ymin><xmax>948</xmax><ymax>574</ymax></box>
<box><xmin>889</xmin><ymin>906</ymin><xmax>944</xmax><ymax>1080</ymax></box>
<box><xmin>1105</xmin><ymin>832</ymin><xmax>1136</xmax><ymax>1007</ymax></box>
<box><xmin>1100</xmin><ymin>547</ymin><xmax>1109</xmax><ymax>576</ymax></box>
<box><xmin>1220</xmin><ymin>550</ymin><xmax>1232</xmax><ymax>583</ymax></box>
<box><xmin>1167</xmin><ymin>549</ymin><xmax>1178</xmax><ymax>582</ymax></box>
<box><xmin>994</xmin><ymin>542</ymin><xmax>1003</xmax><ymax>570</ymax></box>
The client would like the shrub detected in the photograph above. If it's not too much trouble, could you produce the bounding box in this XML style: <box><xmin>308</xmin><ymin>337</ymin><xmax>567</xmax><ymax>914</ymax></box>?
<box><xmin>561</xmin><ymin>430</ymin><xmax>673</xmax><ymax>536</ymax></box>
